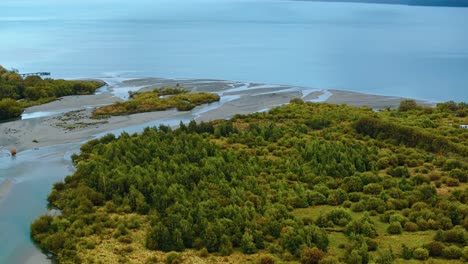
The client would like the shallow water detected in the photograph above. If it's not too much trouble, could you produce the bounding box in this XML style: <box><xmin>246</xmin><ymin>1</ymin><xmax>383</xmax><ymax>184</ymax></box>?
<box><xmin>21</xmin><ymin>111</ymin><xmax>65</xmax><ymax>120</ymax></box>
<box><xmin>1</xmin><ymin>0</ymin><xmax>467</xmax><ymax>102</ymax></box>
<box><xmin>0</xmin><ymin>144</ymin><xmax>77</xmax><ymax>263</ymax></box>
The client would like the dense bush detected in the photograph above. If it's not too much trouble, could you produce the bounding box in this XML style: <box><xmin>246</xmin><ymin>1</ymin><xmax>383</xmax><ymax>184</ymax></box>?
<box><xmin>442</xmin><ymin>245</ymin><xmax>463</xmax><ymax>259</ymax></box>
<box><xmin>423</xmin><ymin>241</ymin><xmax>445</xmax><ymax>257</ymax></box>
<box><xmin>30</xmin><ymin>101</ymin><xmax>468</xmax><ymax>262</ymax></box>
<box><xmin>398</xmin><ymin>99</ymin><xmax>418</xmax><ymax>112</ymax></box>
<box><xmin>300</xmin><ymin>247</ymin><xmax>324</xmax><ymax>264</ymax></box>
<box><xmin>412</xmin><ymin>247</ymin><xmax>429</xmax><ymax>260</ymax></box>
<box><xmin>387</xmin><ymin>222</ymin><xmax>402</xmax><ymax>234</ymax></box>
<box><xmin>0</xmin><ymin>66</ymin><xmax>103</xmax><ymax>120</ymax></box>
<box><xmin>0</xmin><ymin>98</ymin><xmax>23</xmax><ymax>119</ymax></box>
<box><xmin>401</xmin><ymin>244</ymin><xmax>413</xmax><ymax>260</ymax></box>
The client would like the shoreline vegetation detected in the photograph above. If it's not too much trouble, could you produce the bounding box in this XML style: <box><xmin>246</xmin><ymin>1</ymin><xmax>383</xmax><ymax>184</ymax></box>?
<box><xmin>31</xmin><ymin>99</ymin><xmax>467</xmax><ymax>263</ymax></box>
<box><xmin>92</xmin><ymin>87</ymin><xmax>220</xmax><ymax>118</ymax></box>
<box><xmin>0</xmin><ymin>66</ymin><xmax>104</xmax><ymax>121</ymax></box>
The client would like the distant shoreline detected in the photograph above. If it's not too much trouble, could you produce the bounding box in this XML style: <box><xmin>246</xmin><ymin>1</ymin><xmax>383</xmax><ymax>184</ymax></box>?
<box><xmin>297</xmin><ymin>0</ymin><xmax>468</xmax><ymax>7</ymax></box>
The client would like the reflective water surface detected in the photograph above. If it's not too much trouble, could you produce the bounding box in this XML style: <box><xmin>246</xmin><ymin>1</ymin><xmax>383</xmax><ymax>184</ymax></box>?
<box><xmin>1</xmin><ymin>0</ymin><xmax>467</xmax><ymax>101</ymax></box>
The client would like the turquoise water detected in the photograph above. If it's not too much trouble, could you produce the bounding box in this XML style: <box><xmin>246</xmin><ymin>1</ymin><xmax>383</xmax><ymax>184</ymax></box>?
<box><xmin>1</xmin><ymin>0</ymin><xmax>467</xmax><ymax>101</ymax></box>
<box><xmin>0</xmin><ymin>145</ymin><xmax>77</xmax><ymax>263</ymax></box>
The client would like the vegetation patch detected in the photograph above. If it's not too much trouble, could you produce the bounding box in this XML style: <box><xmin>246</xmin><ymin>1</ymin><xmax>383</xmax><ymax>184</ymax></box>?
<box><xmin>0</xmin><ymin>65</ymin><xmax>104</xmax><ymax>121</ymax></box>
<box><xmin>31</xmin><ymin>100</ymin><xmax>467</xmax><ymax>263</ymax></box>
<box><xmin>92</xmin><ymin>87</ymin><xmax>220</xmax><ymax>118</ymax></box>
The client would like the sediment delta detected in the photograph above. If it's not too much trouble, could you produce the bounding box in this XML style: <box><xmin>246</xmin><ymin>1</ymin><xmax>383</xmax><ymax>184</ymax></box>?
<box><xmin>0</xmin><ymin>77</ymin><xmax>421</xmax><ymax>153</ymax></box>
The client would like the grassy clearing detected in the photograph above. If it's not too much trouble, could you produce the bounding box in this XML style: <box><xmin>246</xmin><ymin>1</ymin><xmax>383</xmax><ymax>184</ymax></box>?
<box><xmin>292</xmin><ymin>205</ymin><xmax>467</xmax><ymax>264</ymax></box>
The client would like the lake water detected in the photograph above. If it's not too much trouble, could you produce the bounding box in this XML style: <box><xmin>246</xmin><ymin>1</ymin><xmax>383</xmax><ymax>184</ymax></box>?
<box><xmin>1</xmin><ymin>0</ymin><xmax>467</xmax><ymax>102</ymax></box>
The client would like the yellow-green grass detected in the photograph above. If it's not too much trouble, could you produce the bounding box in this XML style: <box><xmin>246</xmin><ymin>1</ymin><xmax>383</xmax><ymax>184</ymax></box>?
<box><xmin>92</xmin><ymin>88</ymin><xmax>220</xmax><ymax>118</ymax></box>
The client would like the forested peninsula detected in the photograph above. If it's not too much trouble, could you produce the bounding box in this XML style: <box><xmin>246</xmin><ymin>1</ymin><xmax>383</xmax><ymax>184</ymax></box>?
<box><xmin>0</xmin><ymin>66</ymin><xmax>104</xmax><ymax>121</ymax></box>
<box><xmin>31</xmin><ymin>99</ymin><xmax>468</xmax><ymax>263</ymax></box>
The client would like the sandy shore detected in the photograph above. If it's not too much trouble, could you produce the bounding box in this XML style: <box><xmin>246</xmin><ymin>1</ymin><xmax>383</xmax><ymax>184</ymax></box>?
<box><xmin>0</xmin><ymin>77</ymin><xmax>421</xmax><ymax>153</ymax></box>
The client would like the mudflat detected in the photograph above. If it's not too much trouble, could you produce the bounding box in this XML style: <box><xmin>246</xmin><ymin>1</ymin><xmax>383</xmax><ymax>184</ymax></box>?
<box><xmin>0</xmin><ymin>77</ymin><xmax>419</xmax><ymax>153</ymax></box>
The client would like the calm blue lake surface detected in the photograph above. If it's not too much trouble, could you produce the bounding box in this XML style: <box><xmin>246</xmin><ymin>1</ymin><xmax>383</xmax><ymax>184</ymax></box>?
<box><xmin>1</xmin><ymin>0</ymin><xmax>467</xmax><ymax>101</ymax></box>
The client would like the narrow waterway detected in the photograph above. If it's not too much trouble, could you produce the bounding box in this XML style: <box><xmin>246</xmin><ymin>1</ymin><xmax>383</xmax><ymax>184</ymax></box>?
<box><xmin>0</xmin><ymin>144</ymin><xmax>77</xmax><ymax>263</ymax></box>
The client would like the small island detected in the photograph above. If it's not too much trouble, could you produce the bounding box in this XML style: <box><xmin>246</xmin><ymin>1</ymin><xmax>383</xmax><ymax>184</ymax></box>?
<box><xmin>92</xmin><ymin>87</ymin><xmax>220</xmax><ymax>118</ymax></box>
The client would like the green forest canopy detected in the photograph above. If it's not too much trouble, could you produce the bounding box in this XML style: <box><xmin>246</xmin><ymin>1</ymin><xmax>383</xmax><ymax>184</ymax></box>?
<box><xmin>31</xmin><ymin>100</ymin><xmax>468</xmax><ymax>263</ymax></box>
<box><xmin>0</xmin><ymin>66</ymin><xmax>104</xmax><ymax>120</ymax></box>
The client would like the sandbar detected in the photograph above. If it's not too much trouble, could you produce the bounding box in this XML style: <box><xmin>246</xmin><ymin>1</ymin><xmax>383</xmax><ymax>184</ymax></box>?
<box><xmin>0</xmin><ymin>77</ymin><xmax>426</xmax><ymax>153</ymax></box>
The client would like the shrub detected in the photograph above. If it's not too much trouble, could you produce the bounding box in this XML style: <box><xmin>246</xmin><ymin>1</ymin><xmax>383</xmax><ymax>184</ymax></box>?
<box><xmin>85</xmin><ymin>241</ymin><xmax>96</xmax><ymax>249</ymax></box>
<box><xmin>446</xmin><ymin>177</ymin><xmax>460</xmax><ymax>187</ymax></box>
<box><xmin>444</xmin><ymin>226</ymin><xmax>467</xmax><ymax>243</ymax></box>
<box><xmin>43</xmin><ymin>231</ymin><xmax>69</xmax><ymax>252</ymax></box>
<box><xmin>30</xmin><ymin>215</ymin><xmax>53</xmax><ymax>237</ymax></box>
<box><xmin>241</xmin><ymin>231</ymin><xmax>257</xmax><ymax>254</ymax></box>
<box><xmin>443</xmin><ymin>159</ymin><xmax>463</xmax><ymax>171</ymax></box>
<box><xmin>389</xmin><ymin>214</ymin><xmax>407</xmax><ymax>226</ymax></box>
<box><xmin>259</xmin><ymin>255</ymin><xmax>276</xmax><ymax>264</ymax></box>
<box><xmin>0</xmin><ymin>98</ymin><xmax>23</xmax><ymax>119</ymax></box>
<box><xmin>282</xmin><ymin>252</ymin><xmax>294</xmax><ymax>261</ymax></box>
<box><xmin>343</xmin><ymin>201</ymin><xmax>352</xmax><ymax>208</ymax></box>
<box><xmin>365</xmin><ymin>238</ymin><xmax>378</xmax><ymax>251</ymax></box>
<box><xmin>348</xmin><ymin>192</ymin><xmax>362</xmax><ymax>202</ymax></box>
<box><xmin>145</xmin><ymin>256</ymin><xmax>159</xmax><ymax>264</ymax></box>
<box><xmin>363</xmin><ymin>183</ymin><xmax>383</xmax><ymax>195</ymax></box>
<box><xmin>387</xmin><ymin>222</ymin><xmax>403</xmax><ymax>235</ymax></box>
<box><xmin>412</xmin><ymin>247</ymin><xmax>429</xmax><ymax>260</ymax></box>
<box><xmin>449</xmin><ymin>169</ymin><xmax>467</xmax><ymax>182</ymax></box>
<box><xmin>300</xmin><ymin>247</ymin><xmax>325</xmax><ymax>264</ymax></box>
<box><xmin>462</xmin><ymin>246</ymin><xmax>468</xmax><ymax>261</ymax></box>
<box><xmin>219</xmin><ymin>235</ymin><xmax>233</xmax><ymax>256</ymax></box>
<box><xmin>122</xmin><ymin>245</ymin><xmax>134</xmax><ymax>253</ymax></box>
<box><xmin>192</xmin><ymin>238</ymin><xmax>204</xmax><ymax>250</ymax></box>
<box><xmin>325</xmin><ymin>208</ymin><xmax>352</xmax><ymax>226</ymax></box>
<box><xmin>388</xmin><ymin>166</ymin><xmax>409</xmax><ymax>178</ymax></box>
<box><xmin>307</xmin><ymin>191</ymin><xmax>327</xmax><ymax>206</ymax></box>
<box><xmin>165</xmin><ymin>252</ymin><xmax>182</xmax><ymax>264</ymax></box>
<box><xmin>198</xmin><ymin>248</ymin><xmax>209</xmax><ymax>258</ymax></box>
<box><xmin>401</xmin><ymin>244</ymin><xmax>412</xmax><ymax>260</ymax></box>
<box><xmin>398</xmin><ymin>99</ymin><xmax>418</xmax><ymax>112</ymax></box>
<box><xmin>429</xmin><ymin>171</ymin><xmax>441</xmax><ymax>181</ymax></box>
<box><xmin>403</xmin><ymin>222</ymin><xmax>418</xmax><ymax>232</ymax></box>
<box><xmin>351</xmin><ymin>202</ymin><xmax>365</xmax><ymax>212</ymax></box>
<box><xmin>118</xmin><ymin>236</ymin><xmax>133</xmax><ymax>244</ymax></box>
<box><xmin>375</xmin><ymin>248</ymin><xmax>394</xmax><ymax>264</ymax></box>
<box><xmin>345</xmin><ymin>215</ymin><xmax>377</xmax><ymax>238</ymax></box>
<box><xmin>442</xmin><ymin>245</ymin><xmax>463</xmax><ymax>259</ymax></box>
<box><xmin>290</xmin><ymin>98</ymin><xmax>304</xmax><ymax>104</ymax></box>
<box><xmin>423</xmin><ymin>241</ymin><xmax>445</xmax><ymax>257</ymax></box>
